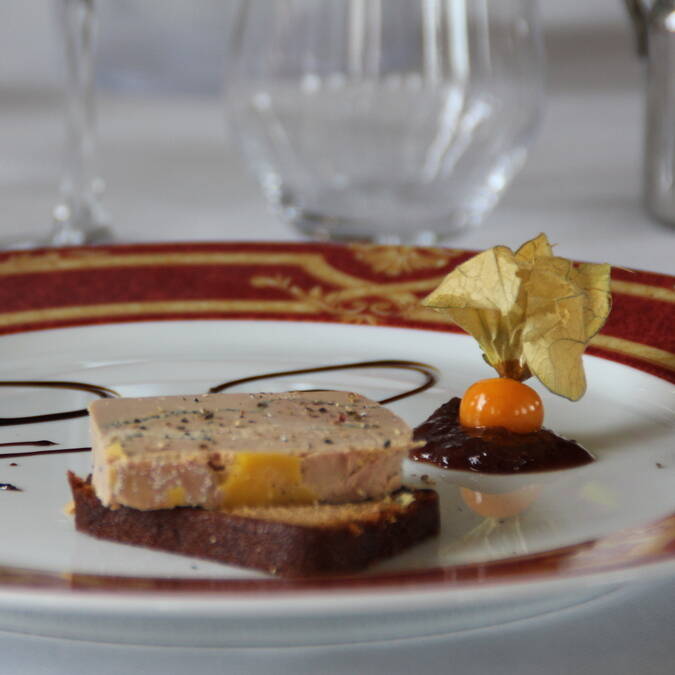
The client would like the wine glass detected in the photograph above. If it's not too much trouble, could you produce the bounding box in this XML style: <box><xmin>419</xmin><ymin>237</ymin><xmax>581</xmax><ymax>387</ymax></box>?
<box><xmin>227</xmin><ymin>0</ymin><xmax>545</xmax><ymax>245</ymax></box>
<box><xmin>51</xmin><ymin>0</ymin><xmax>111</xmax><ymax>247</ymax></box>
<box><xmin>6</xmin><ymin>0</ymin><xmax>110</xmax><ymax>249</ymax></box>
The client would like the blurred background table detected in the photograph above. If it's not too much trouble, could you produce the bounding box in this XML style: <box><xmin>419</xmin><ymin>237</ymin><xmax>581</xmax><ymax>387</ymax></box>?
<box><xmin>0</xmin><ymin>1</ymin><xmax>673</xmax><ymax>673</ymax></box>
<box><xmin>0</xmin><ymin>0</ymin><xmax>673</xmax><ymax>272</ymax></box>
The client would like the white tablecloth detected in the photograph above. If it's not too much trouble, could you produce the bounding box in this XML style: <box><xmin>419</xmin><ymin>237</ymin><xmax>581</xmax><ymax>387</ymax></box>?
<box><xmin>1</xmin><ymin>79</ymin><xmax>673</xmax><ymax>274</ymax></box>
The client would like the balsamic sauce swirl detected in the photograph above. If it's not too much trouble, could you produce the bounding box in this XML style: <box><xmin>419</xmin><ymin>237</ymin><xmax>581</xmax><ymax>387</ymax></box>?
<box><xmin>0</xmin><ymin>381</ymin><xmax>118</xmax><ymax>427</ymax></box>
<box><xmin>209</xmin><ymin>359</ymin><xmax>439</xmax><ymax>404</ymax></box>
<box><xmin>0</xmin><ymin>361</ymin><xmax>438</xmax><ymax>462</ymax></box>
<box><xmin>0</xmin><ymin>440</ymin><xmax>56</xmax><ymax>448</ymax></box>
<box><xmin>0</xmin><ymin>447</ymin><xmax>90</xmax><ymax>460</ymax></box>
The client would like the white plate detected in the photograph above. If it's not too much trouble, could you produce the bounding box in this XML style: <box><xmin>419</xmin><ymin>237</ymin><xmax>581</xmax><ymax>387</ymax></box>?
<box><xmin>0</xmin><ymin>320</ymin><xmax>673</xmax><ymax>647</ymax></box>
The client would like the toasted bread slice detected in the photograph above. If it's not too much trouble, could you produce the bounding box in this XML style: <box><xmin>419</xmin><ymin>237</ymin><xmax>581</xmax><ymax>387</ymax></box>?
<box><xmin>68</xmin><ymin>473</ymin><xmax>439</xmax><ymax>577</ymax></box>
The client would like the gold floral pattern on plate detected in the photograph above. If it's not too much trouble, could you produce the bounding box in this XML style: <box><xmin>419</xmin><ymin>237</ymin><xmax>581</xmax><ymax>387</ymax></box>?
<box><xmin>350</xmin><ymin>244</ymin><xmax>461</xmax><ymax>276</ymax></box>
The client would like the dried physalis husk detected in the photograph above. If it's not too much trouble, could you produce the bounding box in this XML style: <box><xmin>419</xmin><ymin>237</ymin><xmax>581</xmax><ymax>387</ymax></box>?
<box><xmin>422</xmin><ymin>234</ymin><xmax>611</xmax><ymax>400</ymax></box>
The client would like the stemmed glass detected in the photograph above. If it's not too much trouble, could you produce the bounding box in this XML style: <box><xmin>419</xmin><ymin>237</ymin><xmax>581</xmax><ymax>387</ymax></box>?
<box><xmin>51</xmin><ymin>0</ymin><xmax>111</xmax><ymax>247</ymax></box>
<box><xmin>6</xmin><ymin>0</ymin><xmax>110</xmax><ymax>249</ymax></box>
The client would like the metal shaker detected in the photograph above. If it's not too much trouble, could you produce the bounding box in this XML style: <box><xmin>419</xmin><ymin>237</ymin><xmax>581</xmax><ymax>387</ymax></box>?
<box><xmin>627</xmin><ymin>0</ymin><xmax>675</xmax><ymax>227</ymax></box>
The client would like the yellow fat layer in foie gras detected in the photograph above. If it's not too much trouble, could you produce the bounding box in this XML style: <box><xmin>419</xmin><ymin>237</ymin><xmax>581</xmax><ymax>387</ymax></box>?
<box><xmin>219</xmin><ymin>452</ymin><xmax>316</xmax><ymax>508</ymax></box>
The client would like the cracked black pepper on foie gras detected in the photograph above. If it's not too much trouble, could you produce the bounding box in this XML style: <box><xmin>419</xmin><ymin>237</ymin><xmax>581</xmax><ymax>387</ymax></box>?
<box><xmin>88</xmin><ymin>390</ymin><xmax>420</xmax><ymax>511</ymax></box>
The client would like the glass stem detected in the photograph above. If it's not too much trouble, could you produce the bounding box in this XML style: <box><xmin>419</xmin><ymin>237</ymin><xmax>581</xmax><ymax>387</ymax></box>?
<box><xmin>53</xmin><ymin>0</ymin><xmax>109</xmax><ymax>246</ymax></box>
<box><xmin>624</xmin><ymin>0</ymin><xmax>649</xmax><ymax>56</ymax></box>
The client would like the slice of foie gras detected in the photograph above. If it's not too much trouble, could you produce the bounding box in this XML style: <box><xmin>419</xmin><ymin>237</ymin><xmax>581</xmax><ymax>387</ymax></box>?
<box><xmin>89</xmin><ymin>391</ymin><xmax>416</xmax><ymax>511</ymax></box>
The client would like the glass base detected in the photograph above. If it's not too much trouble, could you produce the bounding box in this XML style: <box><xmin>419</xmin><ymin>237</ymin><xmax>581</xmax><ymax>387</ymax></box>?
<box><xmin>48</xmin><ymin>222</ymin><xmax>113</xmax><ymax>248</ymax></box>
<box><xmin>282</xmin><ymin>189</ymin><xmax>486</xmax><ymax>245</ymax></box>
<box><xmin>290</xmin><ymin>211</ymin><xmax>473</xmax><ymax>246</ymax></box>
<box><xmin>261</xmin><ymin>142</ymin><xmax>530</xmax><ymax>246</ymax></box>
<box><xmin>0</xmin><ymin>219</ymin><xmax>113</xmax><ymax>251</ymax></box>
<box><xmin>0</xmin><ymin>230</ymin><xmax>112</xmax><ymax>251</ymax></box>
<box><xmin>277</xmin><ymin>187</ymin><xmax>482</xmax><ymax>245</ymax></box>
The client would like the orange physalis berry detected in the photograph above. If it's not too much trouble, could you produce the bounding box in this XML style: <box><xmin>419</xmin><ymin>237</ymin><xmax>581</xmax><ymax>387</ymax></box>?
<box><xmin>459</xmin><ymin>377</ymin><xmax>544</xmax><ymax>434</ymax></box>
